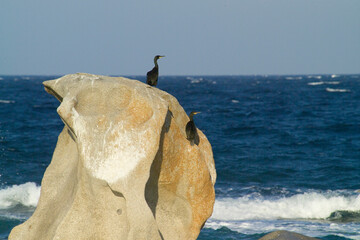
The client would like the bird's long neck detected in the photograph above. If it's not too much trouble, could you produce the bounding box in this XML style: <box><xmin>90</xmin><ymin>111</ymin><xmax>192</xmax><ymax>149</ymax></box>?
<box><xmin>189</xmin><ymin>114</ymin><xmax>194</xmax><ymax>121</ymax></box>
<box><xmin>154</xmin><ymin>58</ymin><xmax>159</xmax><ymax>68</ymax></box>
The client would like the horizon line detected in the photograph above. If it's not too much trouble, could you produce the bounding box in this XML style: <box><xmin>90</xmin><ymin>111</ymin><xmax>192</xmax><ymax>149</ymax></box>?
<box><xmin>0</xmin><ymin>73</ymin><xmax>359</xmax><ymax>77</ymax></box>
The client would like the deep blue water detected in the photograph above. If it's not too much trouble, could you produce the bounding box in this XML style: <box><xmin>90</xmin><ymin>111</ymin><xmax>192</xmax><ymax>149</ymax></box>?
<box><xmin>1</xmin><ymin>74</ymin><xmax>360</xmax><ymax>239</ymax></box>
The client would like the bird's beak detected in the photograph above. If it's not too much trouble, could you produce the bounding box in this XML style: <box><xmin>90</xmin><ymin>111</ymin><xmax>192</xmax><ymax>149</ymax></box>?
<box><xmin>159</xmin><ymin>56</ymin><xmax>165</xmax><ymax>58</ymax></box>
<box><xmin>194</xmin><ymin>112</ymin><xmax>200</xmax><ymax>115</ymax></box>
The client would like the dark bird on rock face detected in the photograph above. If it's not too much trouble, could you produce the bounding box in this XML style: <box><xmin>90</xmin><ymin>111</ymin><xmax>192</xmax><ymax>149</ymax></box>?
<box><xmin>146</xmin><ymin>55</ymin><xmax>165</xmax><ymax>87</ymax></box>
<box><xmin>186</xmin><ymin>111</ymin><xmax>200</xmax><ymax>145</ymax></box>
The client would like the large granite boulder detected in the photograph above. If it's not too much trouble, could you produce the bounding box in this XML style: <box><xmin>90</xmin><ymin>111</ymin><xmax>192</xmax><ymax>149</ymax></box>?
<box><xmin>9</xmin><ymin>73</ymin><xmax>216</xmax><ymax>240</ymax></box>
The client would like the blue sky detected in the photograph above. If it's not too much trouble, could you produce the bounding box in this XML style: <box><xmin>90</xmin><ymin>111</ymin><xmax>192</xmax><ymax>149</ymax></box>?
<box><xmin>0</xmin><ymin>0</ymin><xmax>359</xmax><ymax>75</ymax></box>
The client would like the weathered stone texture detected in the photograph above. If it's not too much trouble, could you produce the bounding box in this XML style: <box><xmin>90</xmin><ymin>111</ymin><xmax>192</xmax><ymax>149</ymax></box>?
<box><xmin>9</xmin><ymin>73</ymin><xmax>216</xmax><ymax>240</ymax></box>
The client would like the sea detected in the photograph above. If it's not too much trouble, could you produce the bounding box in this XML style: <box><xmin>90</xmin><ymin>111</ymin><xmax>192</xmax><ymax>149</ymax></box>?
<box><xmin>1</xmin><ymin>74</ymin><xmax>360</xmax><ymax>240</ymax></box>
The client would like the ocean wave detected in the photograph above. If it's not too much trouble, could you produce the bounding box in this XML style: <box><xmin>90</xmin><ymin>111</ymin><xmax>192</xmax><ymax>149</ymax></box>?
<box><xmin>328</xmin><ymin>210</ymin><xmax>360</xmax><ymax>222</ymax></box>
<box><xmin>205</xmin><ymin>191</ymin><xmax>360</xmax><ymax>239</ymax></box>
<box><xmin>0</xmin><ymin>182</ymin><xmax>40</xmax><ymax>209</ymax></box>
<box><xmin>211</xmin><ymin>191</ymin><xmax>360</xmax><ymax>221</ymax></box>
<box><xmin>307</xmin><ymin>81</ymin><xmax>340</xmax><ymax>86</ymax></box>
<box><xmin>186</xmin><ymin>76</ymin><xmax>203</xmax><ymax>84</ymax></box>
<box><xmin>205</xmin><ymin>218</ymin><xmax>360</xmax><ymax>239</ymax></box>
<box><xmin>308</xmin><ymin>81</ymin><xmax>324</xmax><ymax>86</ymax></box>
<box><xmin>0</xmin><ymin>100</ymin><xmax>15</xmax><ymax>104</ymax></box>
<box><xmin>307</xmin><ymin>75</ymin><xmax>322</xmax><ymax>79</ymax></box>
<box><xmin>326</xmin><ymin>88</ymin><xmax>350</xmax><ymax>93</ymax></box>
<box><xmin>285</xmin><ymin>76</ymin><xmax>303</xmax><ymax>80</ymax></box>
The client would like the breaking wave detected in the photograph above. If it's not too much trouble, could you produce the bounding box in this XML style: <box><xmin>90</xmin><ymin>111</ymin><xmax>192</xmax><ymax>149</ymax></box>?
<box><xmin>0</xmin><ymin>100</ymin><xmax>15</xmax><ymax>104</ymax></box>
<box><xmin>285</xmin><ymin>76</ymin><xmax>303</xmax><ymax>80</ymax></box>
<box><xmin>211</xmin><ymin>191</ymin><xmax>360</xmax><ymax>221</ymax></box>
<box><xmin>307</xmin><ymin>75</ymin><xmax>322</xmax><ymax>79</ymax></box>
<box><xmin>326</xmin><ymin>88</ymin><xmax>350</xmax><ymax>93</ymax></box>
<box><xmin>205</xmin><ymin>191</ymin><xmax>360</xmax><ymax>239</ymax></box>
<box><xmin>307</xmin><ymin>81</ymin><xmax>340</xmax><ymax>86</ymax></box>
<box><xmin>0</xmin><ymin>182</ymin><xmax>40</xmax><ymax>209</ymax></box>
<box><xmin>186</xmin><ymin>76</ymin><xmax>204</xmax><ymax>84</ymax></box>
<box><xmin>328</xmin><ymin>210</ymin><xmax>360</xmax><ymax>222</ymax></box>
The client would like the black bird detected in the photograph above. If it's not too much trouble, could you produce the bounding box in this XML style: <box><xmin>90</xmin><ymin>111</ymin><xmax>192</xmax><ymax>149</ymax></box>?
<box><xmin>146</xmin><ymin>55</ymin><xmax>165</xmax><ymax>87</ymax></box>
<box><xmin>186</xmin><ymin>111</ymin><xmax>200</xmax><ymax>145</ymax></box>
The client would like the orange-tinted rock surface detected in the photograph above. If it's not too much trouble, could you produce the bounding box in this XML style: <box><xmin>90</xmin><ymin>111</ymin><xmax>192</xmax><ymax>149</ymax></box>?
<box><xmin>9</xmin><ymin>73</ymin><xmax>216</xmax><ymax>240</ymax></box>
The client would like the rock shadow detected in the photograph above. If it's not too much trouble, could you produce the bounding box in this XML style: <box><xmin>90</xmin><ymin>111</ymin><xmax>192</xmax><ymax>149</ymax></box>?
<box><xmin>144</xmin><ymin>109</ymin><xmax>172</xmax><ymax>239</ymax></box>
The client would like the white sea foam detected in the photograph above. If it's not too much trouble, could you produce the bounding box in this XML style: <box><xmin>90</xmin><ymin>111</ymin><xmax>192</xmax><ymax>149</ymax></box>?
<box><xmin>308</xmin><ymin>82</ymin><xmax>324</xmax><ymax>86</ymax></box>
<box><xmin>308</xmin><ymin>81</ymin><xmax>340</xmax><ymax>86</ymax></box>
<box><xmin>205</xmin><ymin>191</ymin><xmax>360</xmax><ymax>239</ymax></box>
<box><xmin>0</xmin><ymin>99</ymin><xmax>15</xmax><ymax>104</ymax></box>
<box><xmin>307</xmin><ymin>75</ymin><xmax>322</xmax><ymax>79</ymax></box>
<box><xmin>231</xmin><ymin>100</ymin><xmax>239</xmax><ymax>103</ymax></box>
<box><xmin>326</xmin><ymin>88</ymin><xmax>350</xmax><ymax>93</ymax></box>
<box><xmin>285</xmin><ymin>76</ymin><xmax>303</xmax><ymax>80</ymax></box>
<box><xmin>0</xmin><ymin>182</ymin><xmax>40</xmax><ymax>209</ymax></box>
<box><xmin>211</xmin><ymin>191</ymin><xmax>360</xmax><ymax>221</ymax></box>
<box><xmin>205</xmin><ymin>218</ymin><xmax>360</xmax><ymax>239</ymax></box>
<box><xmin>186</xmin><ymin>77</ymin><xmax>203</xmax><ymax>84</ymax></box>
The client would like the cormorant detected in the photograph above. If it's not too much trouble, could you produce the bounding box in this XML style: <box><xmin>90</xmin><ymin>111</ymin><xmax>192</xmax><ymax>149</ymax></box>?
<box><xmin>146</xmin><ymin>55</ymin><xmax>165</xmax><ymax>87</ymax></box>
<box><xmin>186</xmin><ymin>111</ymin><xmax>200</xmax><ymax>145</ymax></box>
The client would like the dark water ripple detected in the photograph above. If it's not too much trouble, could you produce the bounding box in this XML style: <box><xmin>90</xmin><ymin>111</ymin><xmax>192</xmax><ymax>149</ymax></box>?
<box><xmin>159</xmin><ymin>75</ymin><xmax>360</xmax><ymax>194</ymax></box>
